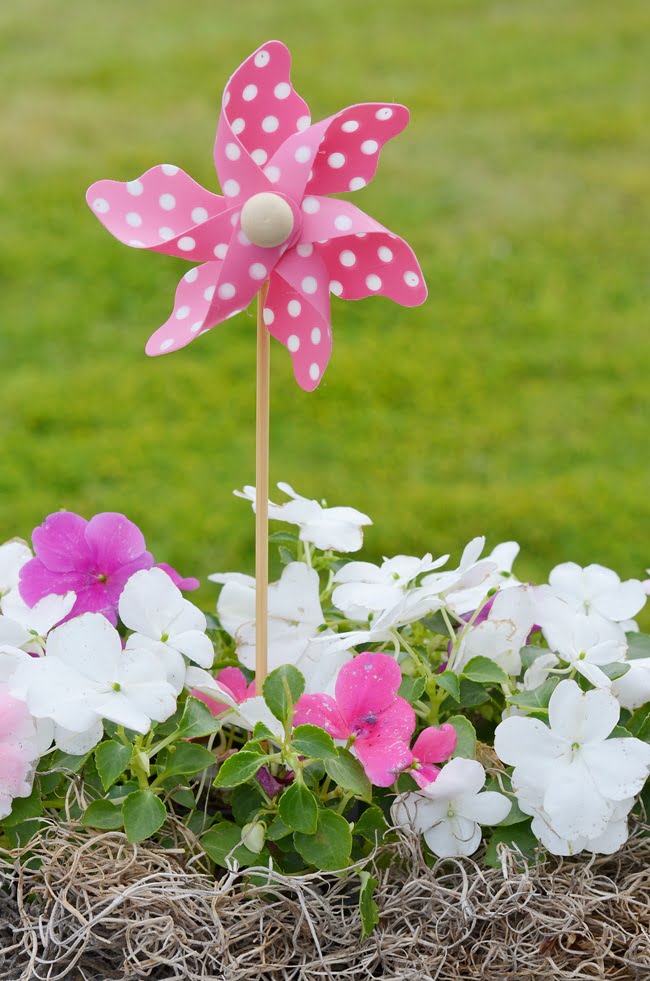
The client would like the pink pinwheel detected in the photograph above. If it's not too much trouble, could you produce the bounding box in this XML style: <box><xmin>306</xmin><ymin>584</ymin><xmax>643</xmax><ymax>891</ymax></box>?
<box><xmin>86</xmin><ymin>40</ymin><xmax>427</xmax><ymax>391</ymax></box>
<box><xmin>192</xmin><ymin>666</ymin><xmax>255</xmax><ymax>717</ymax></box>
<box><xmin>410</xmin><ymin>724</ymin><xmax>457</xmax><ymax>788</ymax></box>
<box><xmin>294</xmin><ymin>651</ymin><xmax>415</xmax><ymax>786</ymax></box>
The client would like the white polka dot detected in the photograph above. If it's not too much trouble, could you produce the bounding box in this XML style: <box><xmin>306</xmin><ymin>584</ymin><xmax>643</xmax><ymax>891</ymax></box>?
<box><xmin>361</xmin><ymin>140</ymin><xmax>379</xmax><ymax>155</ymax></box>
<box><xmin>225</xmin><ymin>142</ymin><xmax>241</xmax><ymax>161</ymax></box>
<box><xmin>309</xmin><ymin>363</ymin><xmax>320</xmax><ymax>381</ymax></box>
<box><xmin>264</xmin><ymin>166</ymin><xmax>281</xmax><ymax>183</ymax></box>
<box><xmin>287</xmin><ymin>335</ymin><xmax>300</xmax><ymax>352</ymax></box>
<box><xmin>128</xmin><ymin>240</ymin><xmax>144</xmax><ymax>247</ymax></box>
<box><xmin>301</xmin><ymin>276</ymin><xmax>318</xmax><ymax>294</ymax></box>
<box><xmin>297</xmin><ymin>115</ymin><xmax>311</xmax><ymax>131</ymax></box>
<box><xmin>251</xmin><ymin>148</ymin><xmax>268</xmax><ymax>165</ymax></box>
<box><xmin>126</xmin><ymin>212</ymin><xmax>142</xmax><ymax>227</ymax></box>
<box><xmin>404</xmin><ymin>270</ymin><xmax>420</xmax><ymax>287</ymax></box>
<box><xmin>243</xmin><ymin>84</ymin><xmax>258</xmax><ymax>101</ymax></box>
<box><xmin>254</xmin><ymin>49</ymin><xmax>270</xmax><ymax>68</ymax></box>
<box><xmin>262</xmin><ymin>115</ymin><xmax>279</xmax><ymax>133</ymax></box>
<box><xmin>223</xmin><ymin>179</ymin><xmax>240</xmax><ymax>198</ymax></box>
<box><xmin>378</xmin><ymin>246</ymin><xmax>394</xmax><ymax>262</ymax></box>
<box><xmin>288</xmin><ymin>299</ymin><xmax>302</xmax><ymax>317</ymax></box>
<box><xmin>159</xmin><ymin>193</ymin><xmax>176</xmax><ymax>211</ymax></box>
<box><xmin>214</xmin><ymin>243</ymin><xmax>228</xmax><ymax>259</ymax></box>
<box><xmin>356</xmin><ymin>233</ymin><xmax>367</xmax><ymax>239</ymax></box>
<box><xmin>297</xmin><ymin>243</ymin><xmax>313</xmax><ymax>257</ymax></box>
<box><xmin>203</xmin><ymin>286</ymin><xmax>215</xmax><ymax>301</ymax></box>
<box><xmin>349</xmin><ymin>177</ymin><xmax>366</xmax><ymax>191</ymax></box>
<box><xmin>190</xmin><ymin>322</ymin><xmax>202</xmax><ymax>333</ymax></box>
<box><xmin>161</xmin><ymin>164</ymin><xmax>179</xmax><ymax>176</ymax></box>
<box><xmin>376</xmin><ymin>107</ymin><xmax>393</xmax><ymax>120</ymax></box>
<box><xmin>218</xmin><ymin>283</ymin><xmax>236</xmax><ymax>299</ymax></box>
<box><xmin>329</xmin><ymin>280</ymin><xmax>343</xmax><ymax>296</ymax></box>
<box><xmin>334</xmin><ymin>214</ymin><xmax>352</xmax><ymax>231</ymax></box>
<box><xmin>311</xmin><ymin>327</ymin><xmax>321</xmax><ymax>345</ymax></box>
<box><xmin>249</xmin><ymin>263</ymin><xmax>267</xmax><ymax>280</ymax></box>
<box><xmin>160</xmin><ymin>338</ymin><xmax>175</xmax><ymax>351</ymax></box>
<box><xmin>328</xmin><ymin>152</ymin><xmax>345</xmax><ymax>169</ymax></box>
<box><xmin>184</xmin><ymin>268</ymin><xmax>199</xmax><ymax>283</ymax></box>
<box><xmin>366</xmin><ymin>274</ymin><xmax>382</xmax><ymax>291</ymax></box>
<box><xmin>263</xmin><ymin>308</ymin><xmax>275</xmax><ymax>326</ymax></box>
<box><xmin>232</xmin><ymin>118</ymin><xmax>245</xmax><ymax>135</ymax></box>
<box><xmin>341</xmin><ymin>119</ymin><xmax>359</xmax><ymax>133</ymax></box>
<box><xmin>294</xmin><ymin>146</ymin><xmax>311</xmax><ymax>164</ymax></box>
<box><xmin>176</xmin><ymin>305</ymin><xmax>191</xmax><ymax>320</ymax></box>
<box><xmin>339</xmin><ymin>250</ymin><xmax>356</xmax><ymax>267</ymax></box>
<box><xmin>159</xmin><ymin>226</ymin><xmax>175</xmax><ymax>241</ymax></box>
<box><xmin>230</xmin><ymin>211</ymin><xmax>240</xmax><ymax>226</ymax></box>
<box><xmin>224</xmin><ymin>90</ymin><xmax>231</xmax><ymax>107</ymax></box>
<box><xmin>302</xmin><ymin>197</ymin><xmax>320</xmax><ymax>214</ymax></box>
<box><xmin>274</xmin><ymin>82</ymin><xmax>290</xmax><ymax>99</ymax></box>
<box><xmin>238</xmin><ymin>229</ymin><xmax>251</xmax><ymax>246</ymax></box>
<box><xmin>178</xmin><ymin>237</ymin><xmax>195</xmax><ymax>251</ymax></box>
<box><xmin>191</xmin><ymin>207</ymin><xmax>208</xmax><ymax>224</ymax></box>
<box><xmin>127</xmin><ymin>180</ymin><xmax>143</xmax><ymax>196</ymax></box>
<box><xmin>93</xmin><ymin>198</ymin><xmax>109</xmax><ymax>213</ymax></box>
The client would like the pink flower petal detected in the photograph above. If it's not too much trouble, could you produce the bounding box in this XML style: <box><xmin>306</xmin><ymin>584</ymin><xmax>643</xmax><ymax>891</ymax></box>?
<box><xmin>87</xmin><ymin>165</ymin><xmax>235</xmax><ymax>261</ymax></box>
<box><xmin>145</xmin><ymin>261</ymin><xmax>223</xmax><ymax>356</ymax></box>
<box><xmin>306</xmin><ymin>103</ymin><xmax>409</xmax><ymax>196</ymax></box>
<box><xmin>412</xmin><ymin>763</ymin><xmax>442</xmax><ymax>788</ymax></box>
<box><xmin>335</xmin><ymin>652</ymin><xmax>403</xmax><ymax>730</ymax></box>
<box><xmin>355</xmin><ymin>698</ymin><xmax>416</xmax><ymax>787</ymax></box>
<box><xmin>156</xmin><ymin>563</ymin><xmax>200</xmax><ymax>592</ymax></box>
<box><xmin>84</xmin><ymin>513</ymin><xmax>147</xmax><ymax>575</ymax></box>
<box><xmin>264</xmin><ymin>251</ymin><xmax>332</xmax><ymax>391</ymax></box>
<box><xmin>0</xmin><ymin>744</ymin><xmax>30</xmax><ymax>798</ymax></box>
<box><xmin>293</xmin><ymin>693</ymin><xmax>349</xmax><ymax>740</ymax></box>
<box><xmin>19</xmin><ymin>558</ymin><xmax>85</xmax><ymax>608</ymax></box>
<box><xmin>216</xmin><ymin>41</ymin><xmax>311</xmax><ymax>175</ymax></box>
<box><xmin>30</xmin><ymin>511</ymin><xmax>92</xmax><ymax>573</ymax></box>
<box><xmin>0</xmin><ymin>693</ymin><xmax>33</xmax><ymax>744</ymax></box>
<box><xmin>412</xmin><ymin>724</ymin><xmax>457</xmax><ymax>765</ymax></box>
<box><xmin>105</xmin><ymin>554</ymin><xmax>155</xmax><ymax>606</ymax></box>
<box><xmin>217</xmin><ymin>667</ymin><xmax>252</xmax><ymax>704</ymax></box>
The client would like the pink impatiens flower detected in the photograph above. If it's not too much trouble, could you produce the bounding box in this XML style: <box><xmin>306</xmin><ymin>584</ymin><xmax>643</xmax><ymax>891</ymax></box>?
<box><xmin>86</xmin><ymin>40</ymin><xmax>426</xmax><ymax>392</ymax></box>
<box><xmin>410</xmin><ymin>724</ymin><xmax>457</xmax><ymax>788</ymax></box>
<box><xmin>0</xmin><ymin>692</ymin><xmax>41</xmax><ymax>819</ymax></box>
<box><xmin>192</xmin><ymin>666</ymin><xmax>255</xmax><ymax>717</ymax></box>
<box><xmin>294</xmin><ymin>651</ymin><xmax>415</xmax><ymax>787</ymax></box>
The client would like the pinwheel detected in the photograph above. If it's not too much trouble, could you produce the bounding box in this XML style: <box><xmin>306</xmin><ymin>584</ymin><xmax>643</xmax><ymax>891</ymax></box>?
<box><xmin>86</xmin><ymin>40</ymin><xmax>427</xmax><ymax>687</ymax></box>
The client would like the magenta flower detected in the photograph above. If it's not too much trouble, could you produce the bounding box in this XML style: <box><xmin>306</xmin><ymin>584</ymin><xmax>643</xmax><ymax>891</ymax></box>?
<box><xmin>294</xmin><ymin>651</ymin><xmax>415</xmax><ymax>787</ymax></box>
<box><xmin>156</xmin><ymin>562</ymin><xmax>200</xmax><ymax>593</ymax></box>
<box><xmin>86</xmin><ymin>40</ymin><xmax>426</xmax><ymax>392</ymax></box>
<box><xmin>192</xmin><ymin>666</ymin><xmax>255</xmax><ymax>717</ymax></box>
<box><xmin>19</xmin><ymin>511</ymin><xmax>155</xmax><ymax>626</ymax></box>
<box><xmin>410</xmin><ymin>724</ymin><xmax>457</xmax><ymax>788</ymax></box>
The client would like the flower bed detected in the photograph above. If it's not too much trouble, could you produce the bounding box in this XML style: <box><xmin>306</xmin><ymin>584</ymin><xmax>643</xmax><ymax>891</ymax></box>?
<box><xmin>1</xmin><ymin>484</ymin><xmax>649</xmax><ymax>978</ymax></box>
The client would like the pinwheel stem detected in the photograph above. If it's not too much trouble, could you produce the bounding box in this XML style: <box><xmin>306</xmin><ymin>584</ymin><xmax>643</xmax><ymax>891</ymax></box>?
<box><xmin>255</xmin><ymin>281</ymin><xmax>270</xmax><ymax>695</ymax></box>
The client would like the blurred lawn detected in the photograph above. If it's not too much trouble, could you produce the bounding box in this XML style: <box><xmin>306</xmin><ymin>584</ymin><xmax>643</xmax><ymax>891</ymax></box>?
<box><xmin>0</xmin><ymin>0</ymin><xmax>649</xmax><ymax>611</ymax></box>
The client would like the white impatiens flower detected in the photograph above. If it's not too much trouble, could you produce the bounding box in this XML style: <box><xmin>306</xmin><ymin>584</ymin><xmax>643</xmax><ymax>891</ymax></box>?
<box><xmin>331</xmin><ymin>553</ymin><xmax>449</xmax><ymax>621</ymax></box>
<box><xmin>611</xmin><ymin>657</ymin><xmax>650</xmax><ymax>711</ymax></box>
<box><xmin>392</xmin><ymin>758</ymin><xmax>511</xmax><ymax>858</ymax></box>
<box><xmin>538</xmin><ymin>598</ymin><xmax>627</xmax><ymax>688</ymax></box>
<box><xmin>235</xmin><ymin>482</ymin><xmax>372</xmax><ymax>552</ymax></box>
<box><xmin>451</xmin><ymin>585</ymin><xmax>537</xmax><ymax>676</ymax></box>
<box><xmin>12</xmin><ymin>614</ymin><xmax>177</xmax><ymax>751</ymax></box>
<box><xmin>495</xmin><ymin>680</ymin><xmax>650</xmax><ymax>842</ymax></box>
<box><xmin>119</xmin><ymin>568</ymin><xmax>214</xmax><ymax>693</ymax></box>
<box><xmin>0</xmin><ymin>590</ymin><xmax>76</xmax><ymax>655</ymax></box>
<box><xmin>547</xmin><ymin>562</ymin><xmax>646</xmax><ymax>624</ymax></box>
<box><xmin>186</xmin><ymin>667</ymin><xmax>285</xmax><ymax>742</ymax></box>
<box><xmin>210</xmin><ymin>562</ymin><xmax>350</xmax><ymax>692</ymax></box>
<box><xmin>420</xmin><ymin>537</ymin><xmax>498</xmax><ymax>615</ymax></box>
<box><xmin>445</xmin><ymin>541</ymin><xmax>521</xmax><ymax>616</ymax></box>
<box><xmin>0</xmin><ymin>539</ymin><xmax>32</xmax><ymax>597</ymax></box>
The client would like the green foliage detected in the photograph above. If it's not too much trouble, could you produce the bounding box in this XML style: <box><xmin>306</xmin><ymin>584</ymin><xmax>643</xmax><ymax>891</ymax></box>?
<box><xmin>82</xmin><ymin>798</ymin><xmax>124</xmax><ymax>830</ymax></box>
<box><xmin>278</xmin><ymin>781</ymin><xmax>319</xmax><ymax>834</ymax></box>
<box><xmin>95</xmin><ymin>740</ymin><xmax>132</xmax><ymax>792</ymax></box>
<box><xmin>485</xmin><ymin>822</ymin><xmax>542</xmax><ymax>869</ymax></box>
<box><xmin>159</xmin><ymin>743</ymin><xmax>215</xmax><ymax>778</ymax></box>
<box><xmin>358</xmin><ymin>871</ymin><xmax>380</xmax><ymax>938</ymax></box>
<box><xmin>263</xmin><ymin>665</ymin><xmax>305</xmax><ymax>724</ymax></box>
<box><xmin>213</xmin><ymin>750</ymin><xmax>266</xmax><ymax>788</ymax></box>
<box><xmin>294</xmin><ymin>808</ymin><xmax>353</xmax><ymax>871</ymax></box>
<box><xmin>202</xmin><ymin>821</ymin><xmax>268</xmax><ymax>868</ymax></box>
<box><xmin>292</xmin><ymin>724</ymin><xmax>338</xmax><ymax>760</ymax></box>
<box><xmin>176</xmin><ymin>697</ymin><xmax>222</xmax><ymax>739</ymax></box>
<box><xmin>324</xmin><ymin>749</ymin><xmax>372</xmax><ymax>803</ymax></box>
<box><xmin>507</xmin><ymin>677</ymin><xmax>560</xmax><ymax>712</ymax></box>
<box><xmin>122</xmin><ymin>790</ymin><xmax>167</xmax><ymax>843</ymax></box>
<box><xmin>462</xmin><ymin>657</ymin><xmax>509</xmax><ymax>685</ymax></box>
<box><xmin>447</xmin><ymin>715</ymin><xmax>477</xmax><ymax>759</ymax></box>
<box><xmin>398</xmin><ymin>676</ymin><xmax>426</xmax><ymax>704</ymax></box>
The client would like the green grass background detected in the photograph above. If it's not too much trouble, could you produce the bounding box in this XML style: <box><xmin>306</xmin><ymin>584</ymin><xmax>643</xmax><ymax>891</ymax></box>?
<box><xmin>1</xmin><ymin>0</ymin><xmax>648</xmax><ymax>611</ymax></box>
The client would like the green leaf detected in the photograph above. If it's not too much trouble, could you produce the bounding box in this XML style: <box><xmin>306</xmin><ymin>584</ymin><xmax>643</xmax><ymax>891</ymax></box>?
<box><xmin>95</xmin><ymin>740</ymin><xmax>132</xmax><ymax>792</ymax></box>
<box><xmin>292</xmin><ymin>724</ymin><xmax>338</xmax><ymax>760</ymax></box>
<box><xmin>81</xmin><ymin>798</ymin><xmax>124</xmax><ymax>830</ymax></box>
<box><xmin>213</xmin><ymin>750</ymin><xmax>266</xmax><ymax>788</ymax></box>
<box><xmin>231</xmin><ymin>783</ymin><xmax>265</xmax><ymax>825</ymax></box>
<box><xmin>358</xmin><ymin>870</ymin><xmax>380</xmax><ymax>937</ymax></box>
<box><xmin>422</xmin><ymin>611</ymin><xmax>450</xmax><ymax>635</ymax></box>
<box><xmin>520</xmin><ymin>645</ymin><xmax>548</xmax><ymax>672</ymax></box>
<box><xmin>353</xmin><ymin>805</ymin><xmax>388</xmax><ymax>844</ymax></box>
<box><xmin>485</xmin><ymin>821</ymin><xmax>541</xmax><ymax>869</ymax></box>
<box><xmin>160</xmin><ymin>742</ymin><xmax>215</xmax><ymax>778</ymax></box>
<box><xmin>324</xmin><ymin>749</ymin><xmax>372</xmax><ymax>803</ymax></box>
<box><xmin>627</xmin><ymin>704</ymin><xmax>650</xmax><ymax>742</ymax></box>
<box><xmin>1</xmin><ymin>787</ymin><xmax>44</xmax><ymax>827</ymax></box>
<box><xmin>627</xmin><ymin>632</ymin><xmax>650</xmax><ymax>660</ymax></box>
<box><xmin>508</xmin><ymin>677</ymin><xmax>560</xmax><ymax>712</ymax></box>
<box><xmin>122</xmin><ymin>790</ymin><xmax>166</xmax><ymax>843</ymax></box>
<box><xmin>278</xmin><ymin>546</ymin><xmax>295</xmax><ymax>566</ymax></box>
<box><xmin>278</xmin><ymin>780</ymin><xmax>319</xmax><ymax>834</ymax></box>
<box><xmin>435</xmin><ymin>671</ymin><xmax>460</xmax><ymax>701</ymax></box>
<box><xmin>48</xmin><ymin>749</ymin><xmax>90</xmax><ymax>774</ymax></box>
<box><xmin>266</xmin><ymin>814</ymin><xmax>291</xmax><ymax>841</ymax></box>
<box><xmin>177</xmin><ymin>696</ymin><xmax>222</xmax><ymax>739</ymax></box>
<box><xmin>169</xmin><ymin>787</ymin><xmax>196</xmax><ymax>809</ymax></box>
<box><xmin>263</xmin><ymin>664</ymin><xmax>305</xmax><ymax>723</ymax></box>
<box><xmin>294</xmin><ymin>808</ymin><xmax>352</xmax><ymax>871</ymax></box>
<box><xmin>398</xmin><ymin>676</ymin><xmax>426</xmax><ymax>704</ymax></box>
<box><xmin>251</xmin><ymin>721</ymin><xmax>275</xmax><ymax>742</ymax></box>
<box><xmin>462</xmin><ymin>656</ymin><xmax>508</xmax><ymax>684</ymax></box>
<box><xmin>269</xmin><ymin>531</ymin><xmax>300</xmax><ymax>545</ymax></box>
<box><xmin>597</xmin><ymin>661</ymin><xmax>630</xmax><ymax>682</ymax></box>
<box><xmin>447</xmin><ymin>715</ymin><xmax>477</xmax><ymax>759</ymax></box>
<box><xmin>453</xmin><ymin>679</ymin><xmax>491</xmax><ymax>708</ymax></box>
<box><xmin>202</xmin><ymin>821</ymin><xmax>267</xmax><ymax>868</ymax></box>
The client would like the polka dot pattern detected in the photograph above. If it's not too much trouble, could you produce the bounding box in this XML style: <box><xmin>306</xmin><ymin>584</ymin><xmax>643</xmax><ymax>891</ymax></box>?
<box><xmin>146</xmin><ymin>260</ymin><xmax>224</xmax><ymax>356</ymax></box>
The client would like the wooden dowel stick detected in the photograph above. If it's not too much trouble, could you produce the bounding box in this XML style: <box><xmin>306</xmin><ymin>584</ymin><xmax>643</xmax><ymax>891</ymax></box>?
<box><xmin>255</xmin><ymin>281</ymin><xmax>270</xmax><ymax>695</ymax></box>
